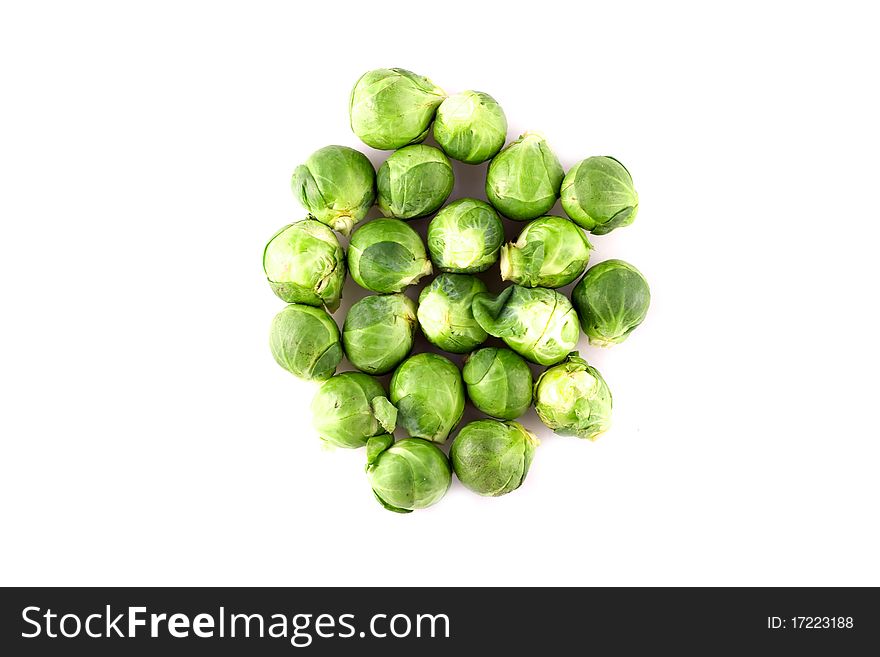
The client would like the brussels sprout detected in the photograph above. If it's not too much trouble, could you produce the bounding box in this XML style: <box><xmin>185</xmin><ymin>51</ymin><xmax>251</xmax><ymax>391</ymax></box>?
<box><xmin>472</xmin><ymin>285</ymin><xmax>580</xmax><ymax>366</ymax></box>
<box><xmin>485</xmin><ymin>132</ymin><xmax>564</xmax><ymax>220</ymax></box>
<box><xmin>269</xmin><ymin>304</ymin><xmax>342</xmax><ymax>381</ymax></box>
<box><xmin>311</xmin><ymin>372</ymin><xmax>397</xmax><ymax>448</ymax></box>
<box><xmin>262</xmin><ymin>220</ymin><xmax>346</xmax><ymax>312</ymax></box>
<box><xmin>560</xmin><ymin>156</ymin><xmax>639</xmax><ymax>235</ymax></box>
<box><xmin>291</xmin><ymin>145</ymin><xmax>376</xmax><ymax>236</ymax></box>
<box><xmin>500</xmin><ymin>215</ymin><xmax>592</xmax><ymax>288</ymax></box>
<box><xmin>417</xmin><ymin>274</ymin><xmax>488</xmax><ymax>353</ymax></box>
<box><xmin>377</xmin><ymin>145</ymin><xmax>454</xmax><ymax>219</ymax></box>
<box><xmin>347</xmin><ymin>218</ymin><xmax>432</xmax><ymax>293</ymax></box>
<box><xmin>389</xmin><ymin>353</ymin><xmax>465</xmax><ymax>443</ymax></box>
<box><xmin>342</xmin><ymin>293</ymin><xmax>418</xmax><ymax>375</ymax></box>
<box><xmin>450</xmin><ymin>420</ymin><xmax>537</xmax><ymax>497</ymax></box>
<box><xmin>433</xmin><ymin>90</ymin><xmax>507</xmax><ymax>164</ymax></box>
<box><xmin>365</xmin><ymin>435</ymin><xmax>452</xmax><ymax>513</ymax></box>
<box><xmin>426</xmin><ymin>198</ymin><xmax>504</xmax><ymax>273</ymax></box>
<box><xmin>349</xmin><ymin>68</ymin><xmax>446</xmax><ymax>151</ymax></box>
<box><xmin>462</xmin><ymin>348</ymin><xmax>533</xmax><ymax>420</ymax></box>
<box><xmin>533</xmin><ymin>353</ymin><xmax>612</xmax><ymax>440</ymax></box>
<box><xmin>572</xmin><ymin>259</ymin><xmax>650</xmax><ymax>346</ymax></box>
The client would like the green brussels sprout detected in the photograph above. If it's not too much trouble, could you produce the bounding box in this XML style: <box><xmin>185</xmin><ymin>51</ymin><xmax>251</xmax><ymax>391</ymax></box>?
<box><xmin>342</xmin><ymin>293</ymin><xmax>418</xmax><ymax>375</ymax></box>
<box><xmin>533</xmin><ymin>352</ymin><xmax>612</xmax><ymax>440</ymax></box>
<box><xmin>349</xmin><ymin>68</ymin><xmax>446</xmax><ymax>151</ymax></box>
<box><xmin>262</xmin><ymin>220</ymin><xmax>346</xmax><ymax>312</ymax></box>
<box><xmin>311</xmin><ymin>372</ymin><xmax>397</xmax><ymax>448</ymax></box>
<box><xmin>433</xmin><ymin>90</ymin><xmax>507</xmax><ymax>164</ymax></box>
<box><xmin>462</xmin><ymin>347</ymin><xmax>533</xmax><ymax>420</ymax></box>
<box><xmin>347</xmin><ymin>218</ymin><xmax>432</xmax><ymax>293</ymax></box>
<box><xmin>572</xmin><ymin>259</ymin><xmax>650</xmax><ymax>346</ymax></box>
<box><xmin>269</xmin><ymin>304</ymin><xmax>342</xmax><ymax>381</ymax></box>
<box><xmin>560</xmin><ymin>156</ymin><xmax>639</xmax><ymax>235</ymax></box>
<box><xmin>377</xmin><ymin>145</ymin><xmax>454</xmax><ymax>219</ymax></box>
<box><xmin>485</xmin><ymin>132</ymin><xmax>564</xmax><ymax>220</ymax></box>
<box><xmin>365</xmin><ymin>435</ymin><xmax>452</xmax><ymax>513</ymax></box>
<box><xmin>472</xmin><ymin>285</ymin><xmax>580</xmax><ymax>366</ymax></box>
<box><xmin>389</xmin><ymin>353</ymin><xmax>465</xmax><ymax>443</ymax></box>
<box><xmin>426</xmin><ymin>198</ymin><xmax>504</xmax><ymax>273</ymax></box>
<box><xmin>450</xmin><ymin>420</ymin><xmax>538</xmax><ymax>497</ymax></box>
<box><xmin>500</xmin><ymin>215</ymin><xmax>592</xmax><ymax>288</ymax></box>
<box><xmin>417</xmin><ymin>274</ymin><xmax>488</xmax><ymax>353</ymax></box>
<box><xmin>291</xmin><ymin>145</ymin><xmax>376</xmax><ymax>236</ymax></box>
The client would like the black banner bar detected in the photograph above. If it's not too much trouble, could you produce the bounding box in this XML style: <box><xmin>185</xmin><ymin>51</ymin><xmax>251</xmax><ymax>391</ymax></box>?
<box><xmin>1</xmin><ymin>587</ymin><xmax>876</xmax><ymax>654</ymax></box>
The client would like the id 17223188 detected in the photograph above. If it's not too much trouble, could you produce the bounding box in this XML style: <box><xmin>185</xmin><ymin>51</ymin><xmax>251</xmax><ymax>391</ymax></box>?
<box><xmin>768</xmin><ymin>617</ymin><xmax>855</xmax><ymax>630</ymax></box>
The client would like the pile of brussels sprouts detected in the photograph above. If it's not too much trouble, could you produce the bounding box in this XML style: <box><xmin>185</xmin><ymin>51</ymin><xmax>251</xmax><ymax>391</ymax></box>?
<box><xmin>264</xmin><ymin>68</ymin><xmax>650</xmax><ymax>513</ymax></box>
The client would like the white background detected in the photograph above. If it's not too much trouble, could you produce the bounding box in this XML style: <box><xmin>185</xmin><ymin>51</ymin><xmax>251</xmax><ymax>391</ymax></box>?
<box><xmin>1</xmin><ymin>1</ymin><xmax>878</xmax><ymax>586</ymax></box>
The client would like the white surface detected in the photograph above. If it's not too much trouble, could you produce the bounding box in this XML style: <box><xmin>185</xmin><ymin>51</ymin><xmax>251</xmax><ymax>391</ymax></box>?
<box><xmin>1</xmin><ymin>1</ymin><xmax>878</xmax><ymax>587</ymax></box>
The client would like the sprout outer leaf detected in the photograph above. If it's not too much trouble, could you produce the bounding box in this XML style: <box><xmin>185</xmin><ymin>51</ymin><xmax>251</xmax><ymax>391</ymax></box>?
<box><xmin>372</xmin><ymin>397</ymin><xmax>398</xmax><ymax>435</ymax></box>
<box><xmin>366</xmin><ymin>434</ymin><xmax>394</xmax><ymax>466</ymax></box>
